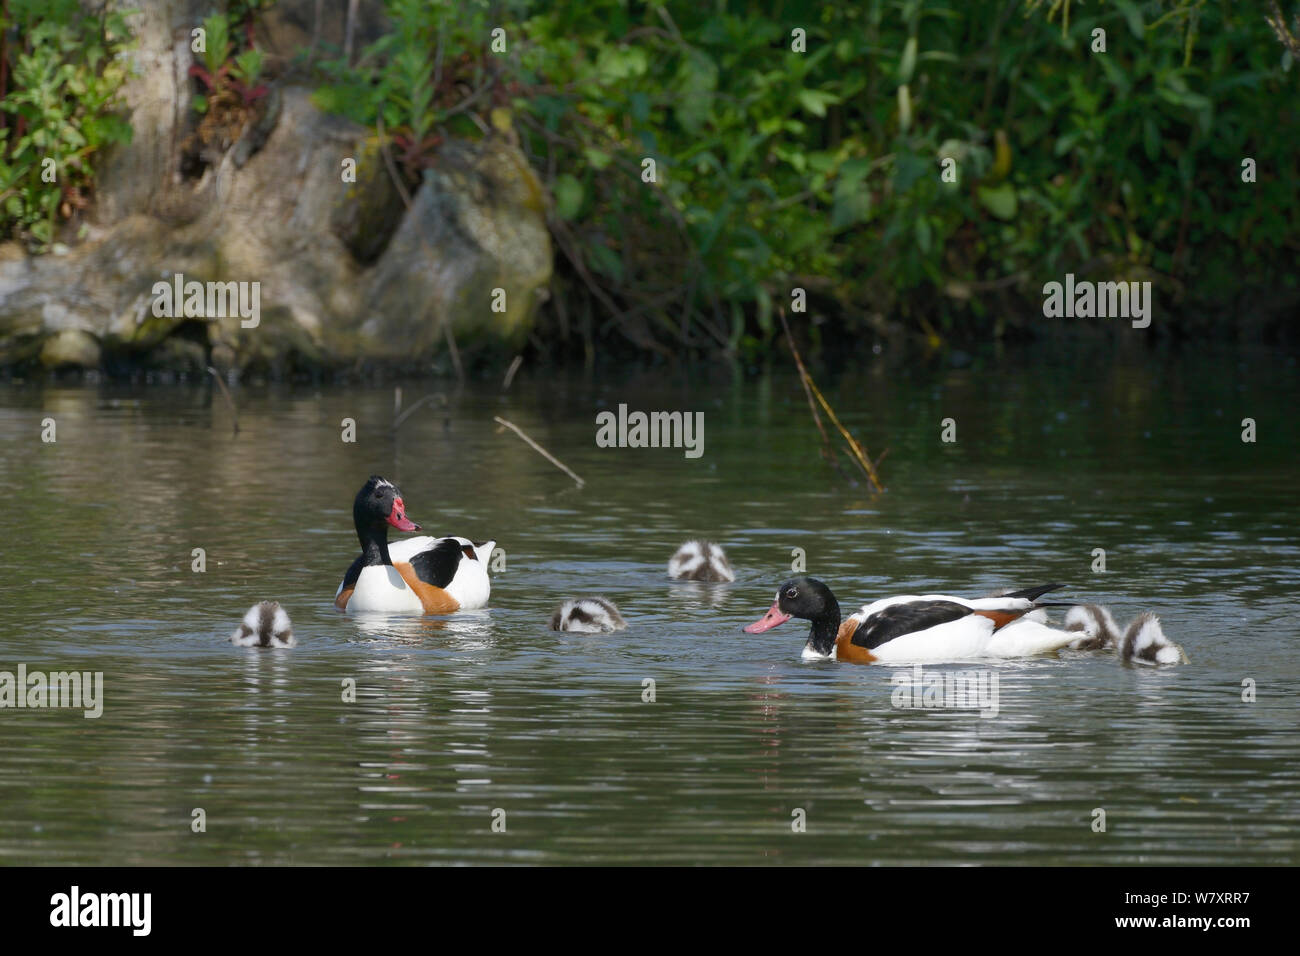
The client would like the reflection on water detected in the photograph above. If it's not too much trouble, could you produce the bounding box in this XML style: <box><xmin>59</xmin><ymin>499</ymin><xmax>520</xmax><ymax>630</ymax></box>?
<box><xmin>0</xmin><ymin>345</ymin><xmax>1297</xmax><ymax>864</ymax></box>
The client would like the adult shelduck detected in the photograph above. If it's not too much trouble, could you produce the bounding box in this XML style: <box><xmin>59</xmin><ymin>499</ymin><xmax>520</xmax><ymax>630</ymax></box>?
<box><xmin>334</xmin><ymin>475</ymin><xmax>495</xmax><ymax>614</ymax></box>
<box><xmin>743</xmin><ymin>576</ymin><xmax>1079</xmax><ymax>663</ymax></box>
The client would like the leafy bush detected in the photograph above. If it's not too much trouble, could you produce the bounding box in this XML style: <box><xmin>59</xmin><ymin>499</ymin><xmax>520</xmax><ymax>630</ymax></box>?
<box><xmin>0</xmin><ymin>0</ymin><xmax>133</xmax><ymax>250</ymax></box>
<box><xmin>314</xmin><ymin>0</ymin><xmax>1299</xmax><ymax>357</ymax></box>
<box><xmin>312</xmin><ymin>0</ymin><xmax>522</xmax><ymax>185</ymax></box>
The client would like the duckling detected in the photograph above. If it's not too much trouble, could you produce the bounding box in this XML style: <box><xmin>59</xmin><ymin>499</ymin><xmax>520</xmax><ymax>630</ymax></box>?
<box><xmin>668</xmin><ymin>539</ymin><xmax>735</xmax><ymax>583</ymax></box>
<box><xmin>231</xmin><ymin>601</ymin><xmax>296</xmax><ymax>647</ymax></box>
<box><xmin>1119</xmin><ymin>612</ymin><xmax>1188</xmax><ymax>665</ymax></box>
<box><xmin>549</xmin><ymin>597</ymin><xmax>627</xmax><ymax>633</ymax></box>
<box><xmin>1064</xmin><ymin>603</ymin><xmax>1122</xmax><ymax>650</ymax></box>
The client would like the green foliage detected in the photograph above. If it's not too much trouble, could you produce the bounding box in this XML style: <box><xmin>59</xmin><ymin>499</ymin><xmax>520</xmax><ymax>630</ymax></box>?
<box><xmin>188</xmin><ymin>12</ymin><xmax>267</xmax><ymax>115</ymax></box>
<box><xmin>315</xmin><ymin>0</ymin><xmax>1300</xmax><ymax>355</ymax></box>
<box><xmin>312</xmin><ymin>0</ymin><xmax>524</xmax><ymax>179</ymax></box>
<box><xmin>0</xmin><ymin>0</ymin><xmax>134</xmax><ymax>250</ymax></box>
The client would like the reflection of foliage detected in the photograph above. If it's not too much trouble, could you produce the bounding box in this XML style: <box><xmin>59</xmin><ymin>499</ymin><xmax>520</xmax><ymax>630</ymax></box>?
<box><xmin>0</xmin><ymin>0</ymin><xmax>134</xmax><ymax>250</ymax></box>
<box><xmin>317</xmin><ymin>1</ymin><xmax>1300</xmax><ymax>357</ymax></box>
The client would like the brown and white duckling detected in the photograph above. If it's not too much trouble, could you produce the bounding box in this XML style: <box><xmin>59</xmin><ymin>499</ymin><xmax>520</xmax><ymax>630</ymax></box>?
<box><xmin>232</xmin><ymin>601</ymin><xmax>295</xmax><ymax>647</ymax></box>
<box><xmin>1118</xmin><ymin>612</ymin><xmax>1188</xmax><ymax>665</ymax></box>
<box><xmin>1064</xmin><ymin>603</ymin><xmax>1123</xmax><ymax>650</ymax></box>
<box><xmin>549</xmin><ymin>597</ymin><xmax>627</xmax><ymax>633</ymax></box>
<box><xmin>1065</xmin><ymin>604</ymin><xmax>1187</xmax><ymax>663</ymax></box>
<box><xmin>668</xmin><ymin>539</ymin><xmax>735</xmax><ymax>582</ymax></box>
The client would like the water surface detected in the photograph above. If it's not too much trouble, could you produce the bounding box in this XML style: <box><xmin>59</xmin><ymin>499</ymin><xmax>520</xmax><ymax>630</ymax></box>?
<box><xmin>1</xmin><ymin>346</ymin><xmax>1297</xmax><ymax>864</ymax></box>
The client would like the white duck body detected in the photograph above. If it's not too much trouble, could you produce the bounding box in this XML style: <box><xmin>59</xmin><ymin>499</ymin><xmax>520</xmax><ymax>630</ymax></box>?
<box><xmin>391</xmin><ymin>535</ymin><xmax>495</xmax><ymax>610</ymax></box>
<box><xmin>827</xmin><ymin>593</ymin><xmax>1078</xmax><ymax>662</ymax></box>
<box><xmin>336</xmin><ymin>536</ymin><xmax>495</xmax><ymax>614</ymax></box>
<box><xmin>342</xmin><ymin>564</ymin><xmax>425</xmax><ymax>614</ymax></box>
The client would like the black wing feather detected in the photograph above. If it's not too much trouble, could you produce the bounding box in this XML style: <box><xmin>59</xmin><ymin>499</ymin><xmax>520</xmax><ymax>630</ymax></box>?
<box><xmin>340</xmin><ymin>554</ymin><xmax>364</xmax><ymax>592</ymax></box>
<box><xmin>851</xmin><ymin>600</ymin><xmax>972</xmax><ymax>649</ymax></box>
<box><xmin>1000</xmin><ymin>582</ymin><xmax>1064</xmax><ymax>602</ymax></box>
<box><xmin>407</xmin><ymin>538</ymin><xmax>463</xmax><ymax>588</ymax></box>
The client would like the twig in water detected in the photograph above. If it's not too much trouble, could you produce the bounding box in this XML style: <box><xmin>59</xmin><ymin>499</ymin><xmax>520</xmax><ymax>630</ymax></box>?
<box><xmin>502</xmin><ymin>354</ymin><xmax>523</xmax><ymax>390</ymax></box>
<box><xmin>443</xmin><ymin>322</ymin><xmax>464</xmax><ymax>383</ymax></box>
<box><xmin>785</xmin><ymin>321</ymin><xmax>840</xmax><ymax>472</ymax></box>
<box><xmin>393</xmin><ymin>392</ymin><xmax>447</xmax><ymax>431</ymax></box>
<box><xmin>206</xmin><ymin>366</ymin><xmax>240</xmax><ymax>435</ymax></box>
<box><xmin>493</xmin><ymin>416</ymin><xmax>585</xmax><ymax>488</ymax></box>
<box><xmin>778</xmin><ymin>310</ymin><xmax>885</xmax><ymax>493</ymax></box>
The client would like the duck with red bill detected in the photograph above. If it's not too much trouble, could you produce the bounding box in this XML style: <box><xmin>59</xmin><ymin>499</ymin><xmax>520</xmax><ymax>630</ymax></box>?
<box><xmin>386</xmin><ymin>496</ymin><xmax>421</xmax><ymax>531</ymax></box>
<box><xmin>742</xmin><ymin>576</ymin><xmax>1089</xmax><ymax>663</ymax></box>
<box><xmin>743</xmin><ymin>602</ymin><xmax>792</xmax><ymax>633</ymax></box>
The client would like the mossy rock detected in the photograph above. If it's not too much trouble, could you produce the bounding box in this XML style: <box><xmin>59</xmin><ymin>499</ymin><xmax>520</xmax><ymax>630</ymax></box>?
<box><xmin>330</xmin><ymin>136</ymin><xmax>408</xmax><ymax>264</ymax></box>
<box><xmin>39</xmin><ymin>329</ymin><xmax>102</xmax><ymax>369</ymax></box>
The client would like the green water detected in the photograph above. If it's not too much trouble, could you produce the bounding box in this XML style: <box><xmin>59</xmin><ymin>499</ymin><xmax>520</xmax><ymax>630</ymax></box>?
<box><xmin>1</xmin><ymin>345</ymin><xmax>1297</xmax><ymax>864</ymax></box>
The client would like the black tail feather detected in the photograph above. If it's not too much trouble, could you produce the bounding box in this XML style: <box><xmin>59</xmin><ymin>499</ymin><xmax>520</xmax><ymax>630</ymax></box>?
<box><xmin>1003</xmin><ymin>582</ymin><xmax>1065</xmax><ymax>602</ymax></box>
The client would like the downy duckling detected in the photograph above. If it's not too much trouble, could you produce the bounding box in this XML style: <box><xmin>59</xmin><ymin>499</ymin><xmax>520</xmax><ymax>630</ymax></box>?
<box><xmin>668</xmin><ymin>539</ymin><xmax>735</xmax><ymax>583</ymax></box>
<box><xmin>1064</xmin><ymin>603</ymin><xmax>1123</xmax><ymax>650</ymax></box>
<box><xmin>550</xmin><ymin>597</ymin><xmax>627</xmax><ymax>633</ymax></box>
<box><xmin>1118</xmin><ymin>612</ymin><xmax>1188</xmax><ymax>665</ymax></box>
<box><xmin>232</xmin><ymin>601</ymin><xmax>296</xmax><ymax>647</ymax></box>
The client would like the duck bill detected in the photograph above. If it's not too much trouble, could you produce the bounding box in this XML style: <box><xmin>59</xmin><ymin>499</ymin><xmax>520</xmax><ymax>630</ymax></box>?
<box><xmin>386</xmin><ymin>497</ymin><xmax>421</xmax><ymax>532</ymax></box>
<box><xmin>743</xmin><ymin>603</ymin><xmax>791</xmax><ymax>633</ymax></box>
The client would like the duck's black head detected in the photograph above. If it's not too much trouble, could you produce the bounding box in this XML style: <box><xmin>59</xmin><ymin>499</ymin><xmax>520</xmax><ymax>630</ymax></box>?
<box><xmin>744</xmin><ymin>576</ymin><xmax>841</xmax><ymax>652</ymax></box>
<box><xmin>353</xmin><ymin>476</ymin><xmax>421</xmax><ymax>554</ymax></box>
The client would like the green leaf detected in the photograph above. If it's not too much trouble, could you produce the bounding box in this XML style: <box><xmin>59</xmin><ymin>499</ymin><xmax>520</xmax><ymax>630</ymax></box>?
<box><xmin>915</xmin><ymin>215</ymin><xmax>932</xmax><ymax>253</ymax></box>
<box><xmin>674</xmin><ymin>50</ymin><xmax>718</xmax><ymax>135</ymax></box>
<box><xmin>553</xmin><ymin>173</ymin><xmax>583</xmax><ymax>220</ymax></box>
<box><xmin>1113</xmin><ymin>0</ymin><xmax>1145</xmax><ymax>38</ymax></box>
<box><xmin>898</xmin><ymin>35</ymin><xmax>918</xmax><ymax>83</ymax></box>
<box><xmin>796</xmin><ymin>89</ymin><xmax>839</xmax><ymax>118</ymax></box>
<box><xmin>977</xmin><ymin>183</ymin><xmax>1018</xmax><ymax>220</ymax></box>
<box><xmin>583</xmin><ymin>147</ymin><xmax>613</xmax><ymax>171</ymax></box>
<box><xmin>585</xmin><ymin>241</ymin><xmax>623</xmax><ymax>282</ymax></box>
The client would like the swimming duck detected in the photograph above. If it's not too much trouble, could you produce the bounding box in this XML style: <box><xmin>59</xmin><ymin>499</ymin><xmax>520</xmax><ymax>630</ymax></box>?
<box><xmin>668</xmin><ymin>540</ymin><xmax>735</xmax><ymax>582</ymax></box>
<box><xmin>232</xmin><ymin>601</ymin><xmax>295</xmax><ymax>647</ymax></box>
<box><xmin>549</xmin><ymin>597</ymin><xmax>627</xmax><ymax>633</ymax></box>
<box><xmin>743</xmin><ymin>577</ymin><xmax>1078</xmax><ymax>663</ymax></box>
<box><xmin>334</xmin><ymin>475</ymin><xmax>495</xmax><ymax>614</ymax></box>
